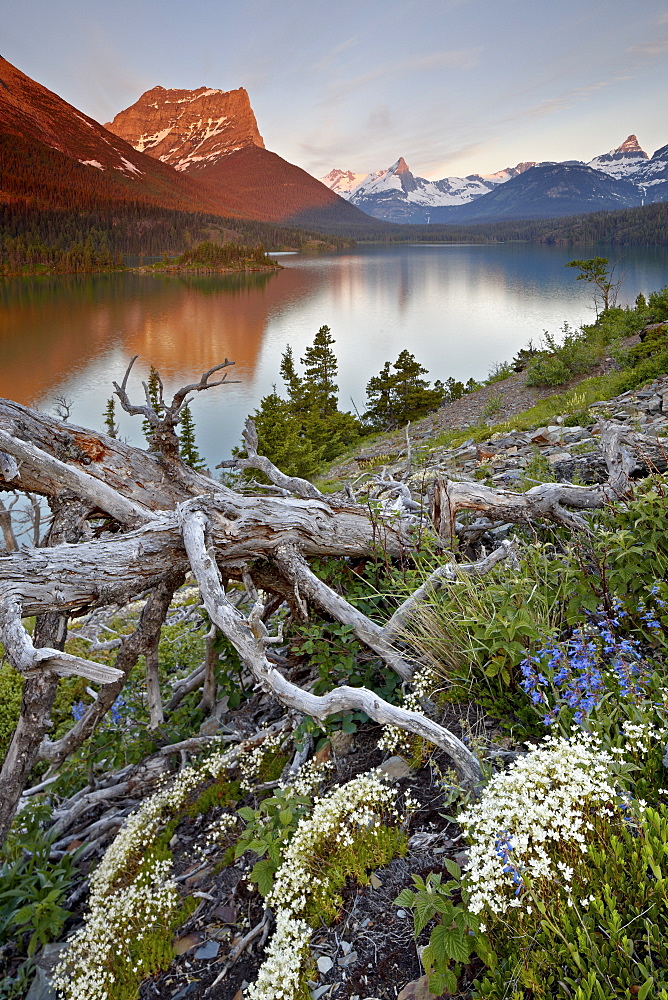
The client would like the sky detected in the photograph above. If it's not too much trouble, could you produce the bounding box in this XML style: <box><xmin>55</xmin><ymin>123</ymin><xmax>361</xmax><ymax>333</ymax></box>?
<box><xmin>2</xmin><ymin>0</ymin><xmax>667</xmax><ymax>181</ymax></box>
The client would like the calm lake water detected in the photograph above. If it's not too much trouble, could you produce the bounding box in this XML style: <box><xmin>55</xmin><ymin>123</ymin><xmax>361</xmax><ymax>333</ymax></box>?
<box><xmin>2</xmin><ymin>244</ymin><xmax>667</xmax><ymax>468</ymax></box>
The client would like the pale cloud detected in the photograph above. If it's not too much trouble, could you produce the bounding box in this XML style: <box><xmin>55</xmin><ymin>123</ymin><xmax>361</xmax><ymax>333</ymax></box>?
<box><xmin>324</xmin><ymin>46</ymin><xmax>483</xmax><ymax>103</ymax></box>
<box><xmin>312</xmin><ymin>36</ymin><xmax>360</xmax><ymax>72</ymax></box>
<box><xmin>628</xmin><ymin>33</ymin><xmax>668</xmax><ymax>56</ymax></box>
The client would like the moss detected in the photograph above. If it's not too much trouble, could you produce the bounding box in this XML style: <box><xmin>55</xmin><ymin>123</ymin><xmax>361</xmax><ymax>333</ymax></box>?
<box><xmin>302</xmin><ymin>824</ymin><xmax>407</xmax><ymax>927</ymax></box>
<box><xmin>256</xmin><ymin>750</ymin><xmax>290</xmax><ymax>785</ymax></box>
<box><xmin>0</xmin><ymin>662</ymin><xmax>23</xmax><ymax>762</ymax></box>
<box><xmin>185</xmin><ymin>777</ymin><xmax>242</xmax><ymax>817</ymax></box>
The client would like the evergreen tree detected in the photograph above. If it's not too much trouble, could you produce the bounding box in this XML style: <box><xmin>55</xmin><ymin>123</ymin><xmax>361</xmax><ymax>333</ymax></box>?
<box><xmin>251</xmin><ymin>389</ymin><xmax>320</xmax><ymax>479</ymax></box>
<box><xmin>178</xmin><ymin>403</ymin><xmax>205</xmax><ymax>471</ymax></box>
<box><xmin>142</xmin><ymin>366</ymin><xmax>163</xmax><ymax>449</ymax></box>
<box><xmin>300</xmin><ymin>325</ymin><xmax>339</xmax><ymax>416</ymax></box>
<box><xmin>364</xmin><ymin>351</ymin><xmax>445</xmax><ymax>430</ymax></box>
<box><xmin>103</xmin><ymin>397</ymin><xmax>118</xmax><ymax>438</ymax></box>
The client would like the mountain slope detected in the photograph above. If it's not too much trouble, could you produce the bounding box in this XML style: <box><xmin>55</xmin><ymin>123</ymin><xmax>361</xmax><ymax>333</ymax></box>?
<box><xmin>587</xmin><ymin>135</ymin><xmax>649</xmax><ymax>180</ymax></box>
<box><xmin>0</xmin><ymin>55</ymin><xmax>228</xmax><ymax>216</ymax></box>
<box><xmin>435</xmin><ymin>163</ymin><xmax>643</xmax><ymax>222</ymax></box>
<box><xmin>105</xmin><ymin>85</ymin><xmax>265</xmax><ymax>169</ymax></box>
<box><xmin>106</xmin><ymin>85</ymin><xmax>375</xmax><ymax>229</ymax></box>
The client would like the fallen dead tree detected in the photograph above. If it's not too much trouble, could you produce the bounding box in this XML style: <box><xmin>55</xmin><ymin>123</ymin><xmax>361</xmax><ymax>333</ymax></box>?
<box><xmin>0</xmin><ymin>360</ymin><xmax>644</xmax><ymax>843</ymax></box>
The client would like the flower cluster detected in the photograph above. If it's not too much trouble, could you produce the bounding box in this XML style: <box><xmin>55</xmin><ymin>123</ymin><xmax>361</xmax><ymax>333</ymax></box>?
<box><xmin>378</xmin><ymin>666</ymin><xmax>440</xmax><ymax>755</ymax></box>
<box><xmin>237</xmin><ymin>731</ymin><xmax>285</xmax><ymax>792</ymax></box>
<box><xmin>458</xmin><ymin>732</ymin><xmax>618</xmax><ymax>917</ymax></box>
<box><xmin>520</xmin><ymin>606</ymin><xmax>656</xmax><ymax>726</ymax></box>
<box><xmin>247</xmin><ymin>771</ymin><xmax>412</xmax><ymax>1000</ymax></box>
<box><xmin>53</xmin><ymin>741</ymin><xmax>236</xmax><ymax>1000</ymax></box>
<box><xmin>279</xmin><ymin>755</ymin><xmax>334</xmax><ymax>797</ymax></box>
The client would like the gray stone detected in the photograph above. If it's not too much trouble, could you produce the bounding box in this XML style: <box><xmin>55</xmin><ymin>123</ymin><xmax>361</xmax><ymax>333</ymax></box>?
<box><xmin>194</xmin><ymin>940</ymin><xmax>220</xmax><ymax>960</ymax></box>
<box><xmin>377</xmin><ymin>755</ymin><xmax>413</xmax><ymax>781</ymax></box>
<box><xmin>25</xmin><ymin>968</ymin><xmax>57</xmax><ymax>1000</ymax></box>
<box><xmin>317</xmin><ymin>955</ymin><xmax>334</xmax><ymax>974</ymax></box>
<box><xmin>338</xmin><ymin>951</ymin><xmax>358</xmax><ymax>968</ymax></box>
<box><xmin>311</xmin><ymin>986</ymin><xmax>333</xmax><ymax>1000</ymax></box>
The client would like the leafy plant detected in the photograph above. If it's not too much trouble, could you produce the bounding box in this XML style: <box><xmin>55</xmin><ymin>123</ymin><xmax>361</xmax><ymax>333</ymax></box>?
<box><xmin>235</xmin><ymin>787</ymin><xmax>312</xmax><ymax>896</ymax></box>
<box><xmin>395</xmin><ymin>864</ymin><xmax>490</xmax><ymax>995</ymax></box>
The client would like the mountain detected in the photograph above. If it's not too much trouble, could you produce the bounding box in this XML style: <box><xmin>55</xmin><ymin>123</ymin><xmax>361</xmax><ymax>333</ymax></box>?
<box><xmin>321</xmin><ymin>168</ymin><xmax>369</xmax><ymax>195</ymax></box>
<box><xmin>435</xmin><ymin>163</ymin><xmax>643</xmax><ymax>222</ymax></box>
<box><xmin>635</xmin><ymin>143</ymin><xmax>668</xmax><ymax>203</ymax></box>
<box><xmin>587</xmin><ymin>134</ymin><xmax>649</xmax><ymax>180</ymax></box>
<box><xmin>321</xmin><ymin>157</ymin><xmax>537</xmax><ymax>223</ymax></box>
<box><xmin>106</xmin><ymin>86</ymin><xmax>374</xmax><ymax>229</ymax></box>
<box><xmin>105</xmin><ymin>86</ymin><xmax>265</xmax><ymax>169</ymax></box>
<box><xmin>323</xmin><ymin>135</ymin><xmax>666</xmax><ymax>224</ymax></box>
<box><xmin>0</xmin><ymin>55</ymin><xmax>228</xmax><ymax>217</ymax></box>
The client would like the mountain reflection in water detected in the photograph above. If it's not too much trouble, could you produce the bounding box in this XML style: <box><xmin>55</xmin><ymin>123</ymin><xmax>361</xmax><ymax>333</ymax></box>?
<box><xmin>2</xmin><ymin>244</ymin><xmax>667</xmax><ymax>468</ymax></box>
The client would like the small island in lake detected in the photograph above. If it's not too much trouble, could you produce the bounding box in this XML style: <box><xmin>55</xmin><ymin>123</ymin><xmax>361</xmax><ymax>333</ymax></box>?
<box><xmin>133</xmin><ymin>240</ymin><xmax>282</xmax><ymax>274</ymax></box>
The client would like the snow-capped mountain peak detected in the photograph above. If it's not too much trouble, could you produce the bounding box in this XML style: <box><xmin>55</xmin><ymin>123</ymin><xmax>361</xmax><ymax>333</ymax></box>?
<box><xmin>587</xmin><ymin>134</ymin><xmax>649</xmax><ymax>180</ymax></box>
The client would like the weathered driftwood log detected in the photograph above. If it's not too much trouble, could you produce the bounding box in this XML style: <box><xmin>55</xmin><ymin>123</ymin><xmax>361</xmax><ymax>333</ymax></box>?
<box><xmin>0</xmin><ymin>367</ymin><xmax>647</xmax><ymax>840</ymax></box>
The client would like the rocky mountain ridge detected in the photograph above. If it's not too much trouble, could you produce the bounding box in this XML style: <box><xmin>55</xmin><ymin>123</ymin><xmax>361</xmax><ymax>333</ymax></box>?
<box><xmin>323</xmin><ymin>135</ymin><xmax>667</xmax><ymax>223</ymax></box>
<box><xmin>105</xmin><ymin>85</ymin><xmax>265</xmax><ymax>171</ymax></box>
<box><xmin>104</xmin><ymin>84</ymin><xmax>377</xmax><ymax>228</ymax></box>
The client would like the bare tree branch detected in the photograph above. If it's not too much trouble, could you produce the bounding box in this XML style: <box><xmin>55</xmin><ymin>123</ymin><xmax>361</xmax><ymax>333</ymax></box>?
<box><xmin>179</xmin><ymin>507</ymin><xmax>481</xmax><ymax>785</ymax></box>
<box><xmin>219</xmin><ymin>418</ymin><xmax>325</xmax><ymax>500</ymax></box>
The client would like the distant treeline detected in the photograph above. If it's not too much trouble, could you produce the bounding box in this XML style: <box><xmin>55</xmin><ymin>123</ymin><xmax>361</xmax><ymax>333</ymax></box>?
<box><xmin>325</xmin><ymin>201</ymin><xmax>668</xmax><ymax>246</ymax></box>
<box><xmin>0</xmin><ymin>206</ymin><xmax>354</xmax><ymax>274</ymax></box>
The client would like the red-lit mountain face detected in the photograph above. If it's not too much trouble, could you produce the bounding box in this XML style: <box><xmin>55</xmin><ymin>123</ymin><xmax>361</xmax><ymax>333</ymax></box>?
<box><xmin>106</xmin><ymin>85</ymin><xmax>371</xmax><ymax>227</ymax></box>
<box><xmin>105</xmin><ymin>86</ymin><xmax>265</xmax><ymax>169</ymax></box>
<box><xmin>0</xmin><ymin>56</ymin><xmax>229</xmax><ymax>216</ymax></box>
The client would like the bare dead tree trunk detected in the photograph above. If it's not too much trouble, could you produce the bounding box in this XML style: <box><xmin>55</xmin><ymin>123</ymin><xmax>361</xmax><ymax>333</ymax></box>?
<box><xmin>0</xmin><ymin>497</ymin><xmax>18</xmax><ymax>552</ymax></box>
<box><xmin>0</xmin><ymin>500</ymin><xmax>84</xmax><ymax>846</ymax></box>
<box><xmin>197</xmin><ymin>625</ymin><xmax>218</xmax><ymax>715</ymax></box>
<box><xmin>0</xmin><ymin>369</ymin><xmax>646</xmax><ymax>833</ymax></box>
<box><xmin>38</xmin><ymin>575</ymin><xmax>182</xmax><ymax>766</ymax></box>
<box><xmin>145</xmin><ymin>637</ymin><xmax>164</xmax><ymax>729</ymax></box>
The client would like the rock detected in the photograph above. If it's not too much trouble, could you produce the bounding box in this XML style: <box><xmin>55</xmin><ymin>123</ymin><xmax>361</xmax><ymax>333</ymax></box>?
<box><xmin>369</xmin><ymin>872</ymin><xmax>383</xmax><ymax>889</ymax></box>
<box><xmin>377</xmin><ymin>755</ymin><xmax>414</xmax><ymax>781</ymax></box>
<box><xmin>397</xmin><ymin>975</ymin><xmax>447</xmax><ymax>1000</ymax></box>
<box><xmin>174</xmin><ymin>932</ymin><xmax>204</xmax><ymax>955</ymax></box>
<box><xmin>317</xmin><ymin>955</ymin><xmax>334</xmax><ymax>974</ymax></box>
<box><xmin>311</xmin><ymin>986</ymin><xmax>333</xmax><ymax>1000</ymax></box>
<box><xmin>25</xmin><ymin>968</ymin><xmax>57</xmax><ymax>1000</ymax></box>
<box><xmin>171</xmin><ymin>986</ymin><xmax>198</xmax><ymax>1000</ymax></box>
<box><xmin>338</xmin><ymin>951</ymin><xmax>358</xmax><ymax>968</ymax></box>
<box><xmin>647</xmin><ymin>396</ymin><xmax>662</xmax><ymax>413</ymax></box>
<box><xmin>329</xmin><ymin>731</ymin><xmax>356</xmax><ymax>756</ymax></box>
<box><xmin>24</xmin><ymin>943</ymin><xmax>68</xmax><ymax>1000</ymax></box>
<box><xmin>212</xmin><ymin>904</ymin><xmax>237</xmax><ymax>922</ymax></box>
<box><xmin>194</xmin><ymin>939</ymin><xmax>220</xmax><ymax>960</ymax></box>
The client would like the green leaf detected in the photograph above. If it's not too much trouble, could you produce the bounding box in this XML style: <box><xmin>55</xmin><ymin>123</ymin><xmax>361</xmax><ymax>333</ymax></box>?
<box><xmin>279</xmin><ymin>809</ymin><xmax>293</xmax><ymax>826</ymax></box>
<box><xmin>639</xmin><ymin>978</ymin><xmax>655</xmax><ymax>1000</ymax></box>
<box><xmin>430</xmin><ymin>923</ymin><xmax>473</xmax><ymax>964</ymax></box>
<box><xmin>237</xmin><ymin>806</ymin><xmax>257</xmax><ymax>822</ymax></box>
<box><xmin>443</xmin><ymin>859</ymin><xmax>461</xmax><ymax>881</ymax></box>
<box><xmin>251</xmin><ymin>858</ymin><xmax>277</xmax><ymax>898</ymax></box>
<box><xmin>413</xmin><ymin>897</ymin><xmax>437</xmax><ymax>936</ymax></box>
<box><xmin>393</xmin><ymin>889</ymin><xmax>416</xmax><ymax>908</ymax></box>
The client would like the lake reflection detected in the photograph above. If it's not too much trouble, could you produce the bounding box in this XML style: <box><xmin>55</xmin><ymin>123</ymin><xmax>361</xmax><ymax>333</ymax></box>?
<box><xmin>1</xmin><ymin>244</ymin><xmax>666</xmax><ymax>467</ymax></box>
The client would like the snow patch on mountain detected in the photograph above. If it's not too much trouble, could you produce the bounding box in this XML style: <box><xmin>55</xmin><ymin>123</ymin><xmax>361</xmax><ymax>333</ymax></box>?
<box><xmin>587</xmin><ymin>135</ymin><xmax>649</xmax><ymax>180</ymax></box>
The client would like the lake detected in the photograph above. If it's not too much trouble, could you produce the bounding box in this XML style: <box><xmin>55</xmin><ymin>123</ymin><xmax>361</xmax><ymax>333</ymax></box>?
<box><xmin>1</xmin><ymin>244</ymin><xmax>667</xmax><ymax>468</ymax></box>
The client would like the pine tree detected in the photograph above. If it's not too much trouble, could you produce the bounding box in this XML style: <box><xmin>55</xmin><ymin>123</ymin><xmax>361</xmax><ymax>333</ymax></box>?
<box><xmin>178</xmin><ymin>403</ymin><xmax>205</xmax><ymax>471</ymax></box>
<box><xmin>103</xmin><ymin>398</ymin><xmax>118</xmax><ymax>438</ymax></box>
<box><xmin>364</xmin><ymin>351</ymin><xmax>445</xmax><ymax>430</ymax></box>
<box><xmin>300</xmin><ymin>325</ymin><xmax>339</xmax><ymax>415</ymax></box>
<box><xmin>251</xmin><ymin>389</ymin><xmax>320</xmax><ymax>479</ymax></box>
<box><xmin>142</xmin><ymin>366</ymin><xmax>164</xmax><ymax>450</ymax></box>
